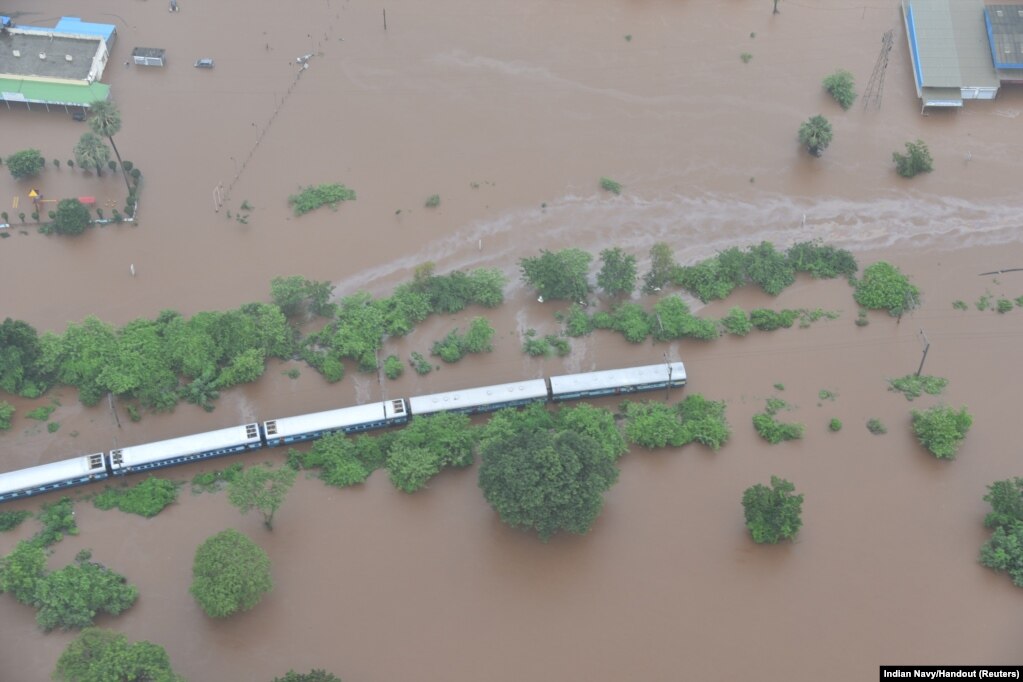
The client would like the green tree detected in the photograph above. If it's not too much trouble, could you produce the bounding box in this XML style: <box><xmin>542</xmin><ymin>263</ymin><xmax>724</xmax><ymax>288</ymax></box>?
<box><xmin>893</xmin><ymin>139</ymin><xmax>933</xmax><ymax>178</ymax></box>
<box><xmin>273</xmin><ymin>671</ymin><xmax>342</xmax><ymax>682</ymax></box>
<box><xmin>190</xmin><ymin>529</ymin><xmax>272</xmax><ymax>618</ymax></box>
<box><xmin>34</xmin><ymin>549</ymin><xmax>139</xmax><ymax>631</ymax></box>
<box><xmin>642</xmin><ymin>242</ymin><xmax>680</xmax><ymax>294</ymax></box>
<box><xmin>597</xmin><ymin>247</ymin><xmax>637</xmax><ymax>297</ymax></box>
<box><xmin>983</xmin><ymin>478</ymin><xmax>1023</xmax><ymax>531</ymax></box>
<box><xmin>0</xmin><ymin>317</ymin><xmax>48</xmax><ymax>396</ymax></box>
<box><xmin>742</xmin><ymin>476</ymin><xmax>803</xmax><ymax>544</ymax></box>
<box><xmin>271</xmin><ymin>275</ymin><xmax>311</xmax><ymax>316</ymax></box>
<box><xmin>720</xmin><ymin>307</ymin><xmax>752</xmax><ymax>336</ymax></box>
<box><xmin>74</xmin><ymin>132</ymin><xmax>111</xmax><ymax>175</ymax></box>
<box><xmin>980</xmin><ymin>523</ymin><xmax>1023</xmax><ymax>587</ymax></box>
<box><xmin>216</xmin><ymin>348</ymin><xmax>266</xmax><ymax>389</ymax></box>
<box><xmin>744</xmin><ymin>241</ymin><xmax>795</xmax><ymax>295</ymax></box>
<box><xmin>290</xmin><ymin>433</ymin><xmax>372</xmax><ymax>487</ymax></box>
<box><xmin>558</xmin><ymin>403</ymin><xmax>628</xmax><ymax>462</ymax></box>
<box><xmin>5</xmin><ymin>149</ymin><xmax>45</xmax><ymax>179</ymax></box>
<box><xmin>478</xmin><ymin>429</ymin><xmax>619</xmax><ymax>541</ymax></box>
<box><xmin>0</xmin><ymin>540</ymin><xmax>47</xmax><ymax>604</ymax></box>
<box><xmin>798</xmin><ymin>115</ymin><xmax>832</xmax><ymax>157</ymax></box>
<box><xmin>87</xmin><ymin>99</ymin><xmax>133</xmax><ymax>195</ymax></box>
<box><xmin>0</xmin><ymin>401</ymin><xmax>13</xmax><ymax>430</ymax></box>
<box><xmin>911</xmin><ymin>405</ymin><xmax>972</xmax><ymax>460</ymax></box>
<box><xmin>461</xmin><ymin>316</ymin><xmax>495</xmax><ymax>354</ymax></box>
<box><xmin>54</xmin><ymin>628</ymin><xmax>183</xmax><ymax>682</ymax></box>
<box><xmin>822</xmin><ymin>70</ymin><xmax>857</xmax><ymax>109</ymax></box>
<box><xmin>853</xmin><ymin>261</ymin><xmax>919</xmax><ymax>317</ymax></box>
<box><xmin>52</xmin><ymin>197</ymin><xmax>92</xmax><ymax>237</ymax></box>
<box><xmin>386</xmin><ymin>444</ymin><xmax>442</xmax><ymax>493</ymax></box>
<box><xmin>227</xmin><ymin>464</ymin><xmax>296</xmax><ymax>530</ymax></box>
<box><xmin>520</xmin><ymin>248</ymin><xmax>593</xmax><ymax>302</ymax></box>
<box><xmin>623</xmin><ymin>401</ymin><xmax>688</xmax><ymax>448</ymax></box>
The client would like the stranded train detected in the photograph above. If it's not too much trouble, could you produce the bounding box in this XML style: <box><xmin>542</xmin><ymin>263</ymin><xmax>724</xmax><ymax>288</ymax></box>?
<box><xmin>0</xmin><ymin>362</ymin><xmax>686</xmax><ymax>503</ymax></box>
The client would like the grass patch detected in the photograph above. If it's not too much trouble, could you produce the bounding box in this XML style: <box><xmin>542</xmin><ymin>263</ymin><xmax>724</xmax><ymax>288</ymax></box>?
<box><xmin>288</xmin><ymin>183</ymin><xmax>357</xmax><ymax>215</ymax></box>
<box><xmin>888</xmin><ymin>374</ymin><xmax>948</xmax><ymax>401</ymax></box>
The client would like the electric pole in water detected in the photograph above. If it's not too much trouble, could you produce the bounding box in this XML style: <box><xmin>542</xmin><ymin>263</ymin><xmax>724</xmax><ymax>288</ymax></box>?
<box><xmin>916</xmin><ymin>329</ymin><xmax>930</xmax><ymax>376</ymax></box>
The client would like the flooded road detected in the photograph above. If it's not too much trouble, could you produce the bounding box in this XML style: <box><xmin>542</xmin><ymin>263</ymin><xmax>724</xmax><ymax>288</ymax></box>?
<box><xmin>2</xmin><ymin>0</ymin><xmax>1023</xmax><ymax>679</ymax></box>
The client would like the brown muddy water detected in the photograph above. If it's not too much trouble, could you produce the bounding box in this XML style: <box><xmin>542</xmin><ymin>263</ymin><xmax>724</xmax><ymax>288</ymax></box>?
<box><xmin>2</xmin><ymin>0</ymin><xmax>1023</xmax><ymax>679</ymax></box>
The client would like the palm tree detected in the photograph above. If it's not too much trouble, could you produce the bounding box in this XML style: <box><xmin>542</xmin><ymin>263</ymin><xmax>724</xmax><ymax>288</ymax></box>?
<box><xmin>88</xmin><ymin>100</ymin><xmax>131</xmax><ymax>194</ymax></box>
<box><xmin>798</xmin><ymin>115</ymin><xmax>833</xmax><ymax>157</ymax></box>
<box><xmin>74</xmin><ymin>132</ymin><xmax>111</xmax><ymax>175</ymax></box>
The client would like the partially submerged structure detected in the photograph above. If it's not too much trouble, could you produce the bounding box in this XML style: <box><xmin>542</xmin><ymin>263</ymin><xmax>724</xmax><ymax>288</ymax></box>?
<box><xmin>984</xmin><ymin>5</ymin><xmax>1023</xmax><ymax>83</ymax></box>
<box><xmin>132</xmin><ymin>47</ymin><xmax>166</xmax><ymax>67</ymax></box>
<box><xmin>0</xmin><ymin>17</ymin><xmax>113</xmax><ymax>111</ymax></box>
<box><xmin>902</xmin><ymin>0</ymin><xmax>1000</xmax><ymax>110</ymax></box>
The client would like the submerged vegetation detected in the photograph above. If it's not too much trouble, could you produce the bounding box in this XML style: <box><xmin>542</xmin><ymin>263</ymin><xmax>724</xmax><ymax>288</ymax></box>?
<box><xmin>752</xmin><ymin>397</ymin><xmax>804</xmax><ymax>444</ymax></box>
<box><xmin>888</xmin><ymin>374</ymin><xmax>948</xmax><ymax>401</ymax></box>
<box><xmin>288</xmin><ymin>183</ymin><xmax>356</xmax><ymax>215</ymax></box>
<box><xmin>93</xmin><ymin>477</ymin><xmax>181</xmax><ymax>517</ymax></box>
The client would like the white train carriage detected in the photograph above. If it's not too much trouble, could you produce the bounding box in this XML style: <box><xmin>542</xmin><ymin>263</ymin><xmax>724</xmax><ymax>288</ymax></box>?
<box><xmin>263</xmin><ymin>399</ymin><xmax>408</xmax><ymax>446</ymax></box>
<box><xmin>108</xmin><ymin>424</ymin><xmax>263</xmax><ymax>474</ymax></box>
<box><xmin>549</xmin><ymin>362</ymin><xmax>686</xmax><ymax>401</ymax></box>
<box><xmin>0</xmin><ymin>453</ymin><xmax>108</xmax><ymax>501</ymax></box>
<box><xmin>408</xmin><ymin>379</ymin><xmax>549</xmax><ymax>417</ymax></box>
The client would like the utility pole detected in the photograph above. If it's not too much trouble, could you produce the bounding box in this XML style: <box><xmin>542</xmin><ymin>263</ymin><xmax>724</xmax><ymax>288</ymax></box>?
<box><xmin>664</xmin><ymin>352</ymin><xmax>673</xmax><ymax>401</ymax></box>
<box><xmin>915</xmin><ymin>329</ymin><xmax>930</xmax><ymax>377</ymax></box>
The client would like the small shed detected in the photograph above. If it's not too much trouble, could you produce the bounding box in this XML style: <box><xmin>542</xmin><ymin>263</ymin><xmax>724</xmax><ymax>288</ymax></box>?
<box><xmin>131</xmin><ymin>47</ymin><xmax>165</xmax><ymax>67</ymax></box>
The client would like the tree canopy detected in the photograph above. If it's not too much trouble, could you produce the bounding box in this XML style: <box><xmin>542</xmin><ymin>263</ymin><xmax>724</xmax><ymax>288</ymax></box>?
<box><xmin>520</xmin><ymin>248</ymin><xmax>593</xmax><ymax>302</ymax></box>
<box><xmin>190</xmin><ymin>529</ymin><xmax>272</xmax><ymax>618</ymax></box>
<box><xmin>893</xmin><ymin>139</ymin><xmax>933</xmax><ymax>178</ymax></box>
<box><xmin>853</xmin><ymin>262</ymin><xmax>919</xmax><ymax>317</ymax></box>
<box><xmin>228</xmin><ymin>464</ymin><xmax>296</xmax><ymax>530</ymax></box>
<box><xmin>53</xmin><ymin>198</ymin><xmax>92</xmax><ymax>236</ymax></box>
<box><xmin>272</xmin><ymin>671</ymin><xmax>342</xmax><ymax>682</ymax></box>
<box><xmin>478</xmin><ymin>427</ymin><xmax>619</xmax><ymax>541</ymax></box>
<box><xmin>54</xmin><ymin>627</ymin><xmax>183</xmax><ymax>682</ymax></box>
<box><xmin>798</xmin><ymin>115</ymin><xmax>832</xmax><ymax>157</ymax></box>
<box><xmin>74</xmin><ymin>132</ymin><xmax>111</xmax><ymax>175</ymax></box>
<box><xmin>742</xmin><ymin>476</ymin><xmax>804</xmax><ymax>544</ymax></box>
<box><xmin>911</xmin><ymin>405</ymin><xmax>972</xmax><ymax>460</ymax></box>
<box><xmin>597</xmin><ymin>247</ymin><xmax>637</xmax><ymax>297</ymax></box>
<box><xmin>5</xmin><ymin>149</ymin><xmax>45</xmax><ymax>179</ymax></box>
<box><xmin>0</xmin><ymin>317</ymin><xmax>49</xmax><ymax>397</ymax></box>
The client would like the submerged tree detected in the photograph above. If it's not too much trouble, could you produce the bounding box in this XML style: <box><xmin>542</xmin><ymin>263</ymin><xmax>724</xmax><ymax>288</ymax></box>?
<box><xmin>798</xmin><ymin>115</ymin><xmax>832</xmax><ymax>157</ymax></box>
<box><xmin>54</xmin><ymin>628</ymin><xmax>183</xmax><ymax>682</ymax></box>
<box><xmin>190</xmin><ymin>529</ymin><xmax>272</xmax><ymax>618</ymax></box>
<box><xmin>742</xmin><ymin>476</ymin><xmax>804</xmax><ymax>544</ymax></box>
<box><xmin>228</xmin><ymin>464</ymin><xmax>296</xmax><ymax>530</ymax></box>
<box><xmin>73</xmin><ymin>132</ymin><xmax>111</xmax><ymax>176</ymax></box>
<box><xmin>88</xmin><ymin>100</ymin><xmax>133</xmax><ymax>194</ymax></box>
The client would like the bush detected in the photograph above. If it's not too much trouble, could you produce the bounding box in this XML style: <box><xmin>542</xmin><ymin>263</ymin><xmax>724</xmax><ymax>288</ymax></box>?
<box><xmin>34</xmin><ymin>497</ymin><xmax>78</xmax><ymax>547</ymax></box>
<box><xmin>292</xmin><ymin>434</ymin><xmax>371</xmax><ymax>488</ymax></box>
<box><xmin>383</xmin><ymin>354</ymin><xmax>404</xmax><ymax>380</ymax></box>
<box><xmin>866</xmin><ymin>418</ymin><xmax>887</xmax><ymax>435</ymax></box>
<box><xmin>92</xmin><ymin>478</ymin><xmax>180</xmax><ymax>517</ymax></box>
<box><xmin>798</xmin><ymin>115</ymin><xmax>833</xmax><ymax>157</ymax></box>
<box><xmin>997</xmin><ymin>298</ymin><xmax>1013</xmax><ymax>314</ymax></box>
<box><xmin>6</xmin><ymin>149</ymin><xmax>45</xmax><ymax>179</ymax></box>
<box><xmin>822</xmin><ymin>70</ymin><xmax>857</xmax><ymax>109</ymax></box>
<box><xmin>386</xmin><ymin>444</ymin><xmax>442</xmax><ymax>493</ymax></box>
<box><xmin>853</xmin><ymin>262</ymin><xmax>919</xmax><ymax>316</ymax></box>
<box><xmin>893</xmin><ymin>140</ymin><xmax>933</xmax><ymax>178</ymax></box>
<box><xmin>425</xmin><ymin>194</ymin><xmax>440</xmax><ymax>208</ymax></box>
<box><xmin>409</xmin><ymin>351</ymin><xmax>432</xmax><ymax>375</ymax></box>
<box><xmin>742</xmin><ymin>476</ymin><xmax>804</xmax><ymax>544</ymax></box>
<box><xmin>0</xmin><ymin>401</ymin><xmax>13</xmax><ymax>430</ymax></box>
<box><xmin>600</xmin><ymin>177</ymin><xmax>622</xmax><ymax>194</ymax></box>
<box><xmin>642</xmin><ymin>243</ymin><xmax>680</xmax><ymax>294</ymax></box>
<box><xmin>720</xmin><ymin>307</ymin><xmax>752</xmax><ymax>336</ymax></box>
<box><xmin>911</xmin><ymin>405</ymin><xmax>973</xmax><ymax>460</ymax></box>
<box><xmin>26</xmin><ymin>404</ymin><xmax>56</xmax><ymax>420</ymax></box>
<box><xmin>750</xmin><ymin>308</ymin><xmax>797</xmax><ymax>331</ymax></box>
<box><xmin>786</xmin><ymin>241</ymin><xmax>858</xmax><ymax>279</ymax></box>
<box><xmin>888</xmin><ymin>374</ymin><xmax>948</xmax><ymax>400</ymax></box>
<box><xmin>522</xmin><ymin>330</ymin><xmax>551</xmax><ymax>357</ymax></box>
<box><xmin>829</xmin><ymin>418</ymin><xmax>842</xmax><ymax>432</ymax></box>
<box><xmin>752</xmin><ymin>398</ymin><xmax>804</xmax><ymax>444</ymax></box>
<box><xmin>288</xmin><ymin>183</ymin><xmax>356</xmax><ymax>215</ymax></box>
<box><xmin>520</xmin><ymin>248</ymin><xmax>592</xmax><ymax>302</ymax></box>
<box><xmin>34</xmin><ymin>550</ymin><xmax>139</xmax><ymax>631</ymax></box>
<box><xmin>0</xmin><ymin>510</ymin><xmax>31</xmax><ymax>531</ymax></box>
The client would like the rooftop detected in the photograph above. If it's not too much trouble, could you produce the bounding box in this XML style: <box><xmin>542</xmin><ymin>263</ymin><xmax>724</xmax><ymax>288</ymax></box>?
<box><xmin>985</xmin><ymin>5</ymin><xmax>1023</xmax><ymax>69</ymax></box>
<box><xmin>0</xmin><ymin>30</ymin><xmax>104</xmax><ymax>81</ymax></box>
<box><xmin>904</xmin><ymin>0</ymin><xmax>999</xmax><ymax>90</ymax></box>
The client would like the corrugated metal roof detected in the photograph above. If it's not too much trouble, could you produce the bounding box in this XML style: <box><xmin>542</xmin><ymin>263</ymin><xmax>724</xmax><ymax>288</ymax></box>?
<box><xmin>905</xmin><ymin>0</ymin><xmax>998</xmax><ymax>89</ymax></box>
<box><xmin>985</xmin><ymin>5</ymin><xmax>1023</xmax><ymax>69</ymax></box>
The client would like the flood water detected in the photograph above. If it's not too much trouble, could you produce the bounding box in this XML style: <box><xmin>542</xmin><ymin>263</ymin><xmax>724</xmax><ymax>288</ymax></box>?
<box><xmin>2</xmin><ymin>0</ymin><xmax>1023</xmax><ymax>679</ymax></box>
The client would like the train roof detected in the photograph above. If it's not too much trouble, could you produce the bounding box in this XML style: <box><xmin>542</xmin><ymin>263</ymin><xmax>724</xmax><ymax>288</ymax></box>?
<box><xmin>408</xmin><ymin>378</ymin><xmax>549</xmax><ymax>415</ymax></box>
<box><xmin>112</xmin><ymin>424</ymin><xmax>261</xmax><ymax>468</ymax></box>
<box><xmin>549</xmin><ymin>362</ymin><xmax>686</xmax><ymax>394</ymax></box>
<box><xmin>265</xmin><ymin>401</ymin><xmax>402</xmax><ymax>439</ymax></box>
<box><xmin>0</xmin><ymin>454</ymin><xmax>105</xmax><ymax>497</ymax></box>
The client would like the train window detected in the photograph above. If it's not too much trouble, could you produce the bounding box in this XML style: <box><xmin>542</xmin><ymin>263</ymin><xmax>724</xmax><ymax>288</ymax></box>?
<box><xmin>88</xmin><ymin>454</ymin><xmax>104</xmax><ymax>469</ymax></box>
<box><xmin>391</xmin><ymin>400</ymin><xmax>405</xmax><ymax>414</ymax></box>
<box><xmin>265</xmin><ymin>421</ymin><xmax>278</xmax><ymax>436</ymax></box>
<box><xmin>246</xmin><ymin>424</ymin><xmax>258</xmax><ymax>439</ymax></box>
